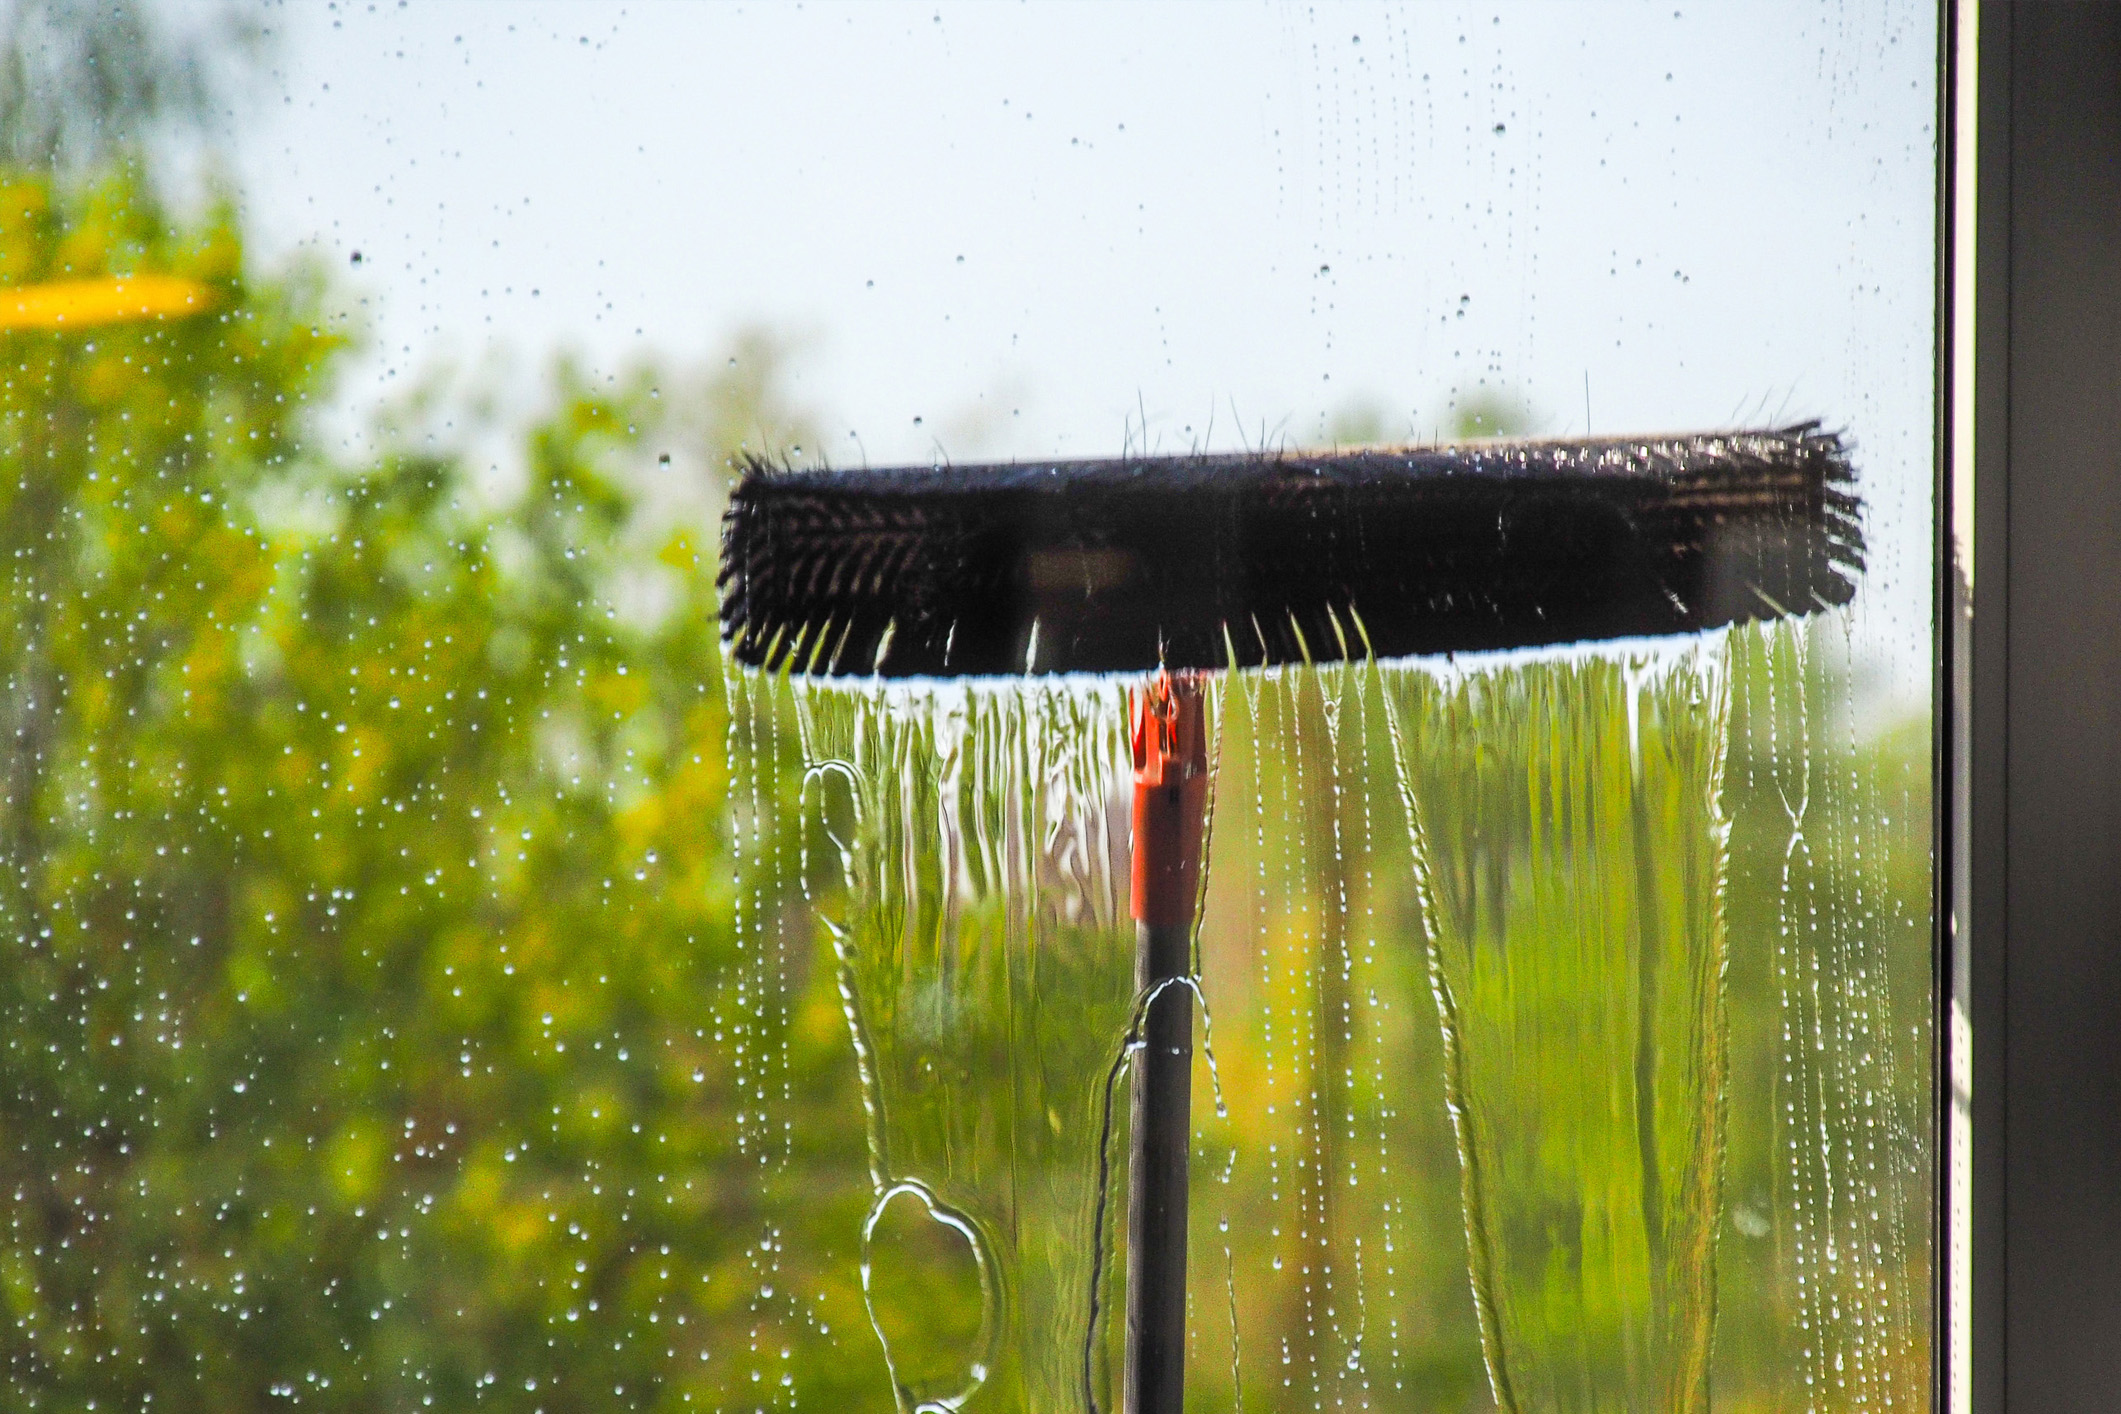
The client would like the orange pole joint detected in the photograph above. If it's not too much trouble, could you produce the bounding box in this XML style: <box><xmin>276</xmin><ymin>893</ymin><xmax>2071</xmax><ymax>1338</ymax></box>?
<box><xmin>1129</xmin><ymin>672</ymin><xmax>1209</xmax><ymax>929</ymax></box>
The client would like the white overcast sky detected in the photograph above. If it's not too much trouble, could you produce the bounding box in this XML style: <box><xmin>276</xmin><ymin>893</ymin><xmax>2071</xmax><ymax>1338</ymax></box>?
<box><xmin>225</xmin><ymin>0</ymin><xmax>1938</xmax><ymax>695</ymax></box>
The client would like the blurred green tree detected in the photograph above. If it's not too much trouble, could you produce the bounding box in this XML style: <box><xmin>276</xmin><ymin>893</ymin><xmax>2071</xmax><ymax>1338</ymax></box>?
<box><xmin>0</xmin><ymin>156</ymin><xmax>900</xmax><ymax>1410</ymax></box>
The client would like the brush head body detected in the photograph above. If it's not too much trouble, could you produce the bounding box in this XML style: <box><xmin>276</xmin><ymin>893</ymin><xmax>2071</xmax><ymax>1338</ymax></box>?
<box><xmin>717</xmin><ymin>423</ymin><xmax>1862</xmax><ymax>678</ymax></box>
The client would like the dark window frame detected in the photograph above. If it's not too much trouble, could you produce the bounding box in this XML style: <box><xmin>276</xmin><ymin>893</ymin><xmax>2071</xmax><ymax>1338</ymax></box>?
<box><xmin>1943</xmin><ymin>4</ymin><xmax>2121</xmax><ymax>1408</ymax></box>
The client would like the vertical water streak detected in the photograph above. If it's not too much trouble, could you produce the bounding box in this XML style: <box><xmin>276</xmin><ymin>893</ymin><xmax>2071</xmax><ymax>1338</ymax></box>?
<box><xmin>735</xmin><ymin>662</ymin><xmax>769</xmax><ymax>1397</ymax></box>
<box><xmin>1279</xmin><ymin>666</ymin><xmax>1327</xmax><ymax>1409</ymax></box>
<box><xmin>1762</xmin><ymin>612</ymin><xmax>1931</xmax><ymax>1413</ymax></box>
<box><xmin>1353</xmin><ymin>652</ymin><xmax>1408</xmax><ymax>1398</ymax></box>
<box><xmin>791</xmin><ymin>676</ymin><xmax>1134</xmax><ymax>1414</ymax></box>
<box><xmin>1380</xmin><ymin>642</ymin><xmax>1734</xmax><ymax>1414</ymax></box>
<box><xmin>1247</xmin><ymin>666</ymin><xmax>1291</xmax><ymax>1399</ymax></box>
<box><xmin>1380</xmin><ymin>668</ymin><xmax>1521</xmax><ymax>1414</ymax></box>
<box><xmin>1319</xmin><ymin>659</ymin><xmax>1358</xmax><ymax>1408</ymax></box>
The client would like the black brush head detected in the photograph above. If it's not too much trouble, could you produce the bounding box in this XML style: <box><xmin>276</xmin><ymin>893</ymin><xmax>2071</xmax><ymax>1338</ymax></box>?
<box><xmin>717</xmin><ymin>423</ymin><xmax>1863</xmax><ymax>678</ymax></box>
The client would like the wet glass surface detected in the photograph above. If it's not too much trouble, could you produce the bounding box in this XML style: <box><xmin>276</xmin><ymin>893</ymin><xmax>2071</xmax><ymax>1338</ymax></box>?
<box><xmin>0</xmin><ymin>3</ymin><xmax>1934</xmax><ymax>1410</ymax></box>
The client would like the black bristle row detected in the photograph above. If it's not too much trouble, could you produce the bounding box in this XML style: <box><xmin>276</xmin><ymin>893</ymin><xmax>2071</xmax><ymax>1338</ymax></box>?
<box><xmin>716</xmin><ymin>423</ymin><xmax>1864</xmax><ymax>679</ymax></box>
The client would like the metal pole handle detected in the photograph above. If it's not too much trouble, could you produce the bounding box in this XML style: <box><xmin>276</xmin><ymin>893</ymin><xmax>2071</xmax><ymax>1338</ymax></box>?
<box><xmin>1123</xmin><ymin>674</ymin><xmax>1209</xmax><ymax>1414</ymax></box>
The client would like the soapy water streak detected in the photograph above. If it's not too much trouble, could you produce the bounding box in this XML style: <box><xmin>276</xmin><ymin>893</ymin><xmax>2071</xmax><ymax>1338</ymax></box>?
<box><xmin>747</xmin><ymin>614</ymin><xmax>1926</xmax><ymax>1411</ymax></box>
<box><xmin>792</xmin><ymin>674</ymin><xmax>1153</xmax><ymax>1413</ymax></box>
<box><xmin>1379</xmin><ymin>638</ymin><xmax>1735</xmax><ymax>1414</ymax></box>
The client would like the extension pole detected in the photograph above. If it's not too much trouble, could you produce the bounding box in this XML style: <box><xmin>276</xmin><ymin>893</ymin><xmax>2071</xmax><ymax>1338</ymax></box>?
<box><xmin>1124</xmin><ymin>673</ymin><xmax>1208</xmax><ymax>1414</ymax></box>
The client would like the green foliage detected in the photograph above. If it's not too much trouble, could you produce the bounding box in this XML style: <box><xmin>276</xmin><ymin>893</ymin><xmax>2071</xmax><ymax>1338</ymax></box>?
<box><xmin>0</xmin><ymin>163</ymin><xmax>881</xmax><ymax>1412</ymax></box>
<box><xmin>1447</xmin><ymin>390</ymin><xmax>1534</xmax><ymax>441</ymax></box>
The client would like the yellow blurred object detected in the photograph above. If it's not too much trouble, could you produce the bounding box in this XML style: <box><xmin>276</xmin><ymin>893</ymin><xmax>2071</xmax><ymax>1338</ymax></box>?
<box><xmin>0</xmin><ymin>273</ymin><xmax>214</xmax><ymax>331</ymax></box>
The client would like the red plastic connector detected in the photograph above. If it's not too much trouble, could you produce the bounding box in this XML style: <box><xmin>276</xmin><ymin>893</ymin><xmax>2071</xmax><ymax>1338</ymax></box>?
<box><xmin>1130</xmin><ymin>672</ymin><xmax>1210</xmax><ymax>928</ymax></box>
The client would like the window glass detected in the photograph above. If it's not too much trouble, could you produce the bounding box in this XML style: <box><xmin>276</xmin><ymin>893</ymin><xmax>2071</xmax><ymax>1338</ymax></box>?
<box><xmin>0</xmin><ymin>3</ymin><xmax>1933</xmax><ymax>1410</ymax></box>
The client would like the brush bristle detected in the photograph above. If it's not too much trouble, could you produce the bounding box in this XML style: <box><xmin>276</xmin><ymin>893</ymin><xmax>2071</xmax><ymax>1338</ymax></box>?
<box><xmin>716</xmin><ymin>423</ymin><xmax>1863</xmax><ymax>678</ymax></box>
